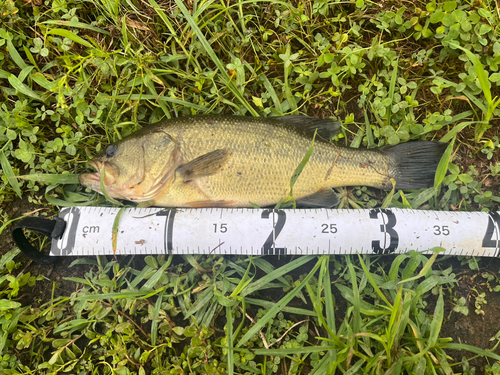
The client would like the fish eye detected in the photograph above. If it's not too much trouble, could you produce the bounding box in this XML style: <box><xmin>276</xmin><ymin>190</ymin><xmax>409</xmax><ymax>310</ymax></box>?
<box><xmin>105</xmin><ymin>145</ymin><xmax>117</xmax><ymax>158</ymax></box>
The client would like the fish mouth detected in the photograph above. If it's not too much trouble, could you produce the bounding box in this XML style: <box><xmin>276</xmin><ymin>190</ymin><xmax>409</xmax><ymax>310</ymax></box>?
<box><xmin>79</xmin><ymin>172</ymin><xmax>100</xmax><ymax>183</ymax></box>
<box><xmin>79</xmin><ymin>158</ymin><xmax>120</xmax><ymax>192</ymax></box>
<box><xmin>79</xmin><ymin>159</ymin><xmax>103</xmax><ymax>187</ymax></box>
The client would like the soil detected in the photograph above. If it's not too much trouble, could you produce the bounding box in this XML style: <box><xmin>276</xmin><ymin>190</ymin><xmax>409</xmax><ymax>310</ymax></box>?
<box><xmin>440</xmin><ymin>262</ymin><xmax>500</xmax><ymax>373</ymax></box>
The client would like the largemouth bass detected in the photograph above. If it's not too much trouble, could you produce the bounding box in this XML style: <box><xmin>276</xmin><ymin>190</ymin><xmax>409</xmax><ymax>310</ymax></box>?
<box><xmin>79</xmin><ymin>115</ymin><xmax>447</xmax><ymax>208</ymax></box>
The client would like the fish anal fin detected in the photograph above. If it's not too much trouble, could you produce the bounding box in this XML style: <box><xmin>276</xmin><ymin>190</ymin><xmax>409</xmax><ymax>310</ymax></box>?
<box><xmin>275</xmin><ymin>115</ymin><xmax>341</xmax><ymax>140</ymax></box>
<box><xmin>178</xmin><ymin>149</ymin><xmax>231</xmax><ymax>182</ymax></box>
<box><xmin>186</xmin><ymin>200</ymin><xmax>238</xmax><ymax>208</ymax></box>
<box><xmin>296</xmin><ymin>188</ymin><xmax>339</xmax><ymax>208</ymax></box>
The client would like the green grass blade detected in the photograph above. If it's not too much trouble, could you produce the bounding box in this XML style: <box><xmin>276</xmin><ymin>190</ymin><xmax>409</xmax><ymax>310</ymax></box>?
<box><xmin>410</xmin><ymin>187</ymin><xmax>437</xmax><ymax>208</ymax></box>
<box><xmin>398</xmin><ymin>249</ymin><xmax>443</xmax><ymax>286</ymax></box>
<box><xmin>435</xmin><ymin>110</ymin><xmax>473</xmax><ymax>128</ymax></box>
<box><xmin>242</xmin><ymin>256</ymin><xmax>313</xmax><ymax>296</ymax></box>
<box><xmin>46</xmin><ymin>28</ymin><xmax>94</xmax><ymax>48</ymax></box>
<box><xmin>312</xmin><ymin>257</ymin><xmax>343</xmax><ymax>357</ymax></box>
<box><xmin>6</xmin><ymin>40</ymin><xmax>28</xmax><ymax>69</ymax></box>
<box><xmin>173</xmin><ymin>0</ymin><xmax>258</xmax><ymax>116</ymax></box>
<box><xmin>44</xmin><ymin>184</ymin><xmax>95</xmax><ymax>206</ymax></box>
<box><xmin>346</xmin><ymin>256</ymin><xmax>361</xmax><ymax>337</ymax></box>
<box><xmin>0</xmin><ymin>69</ymin><xmax>9</xmax><ymax>79</ymax></box>
<box><xmin>236</xmin><ymin>257</ymin><xmax>322</xmax><ymax>348</ymax></box>
<box><xmin>0</xmin><ymin>149</ymin><xmax>22</xmax><ymax>198</ymax></box>
<box><xmin>30</xmin><ymin>72</ymin><xmax>58</xmax><ymax>91</ymax></box>
<box><xmin>395</xmin><ymin>292</ymin><xmax>412</xmax><ymax>344</ymax></box>
<box><xmin>112</xmin><ymin>207</ymin><xmax>126</xmax><ymax>254</ymax></box>
<box><xmin>279</xmin><ymin>129</ymin><xmax>317</xmax><ymax>208</ymax></box>
<box><xmin>308</xmin><ymin>353</ymin><xmax>337</xmax><ymax>375</ymax></box>
<box><xmin>130</xmin><ymin>265</ymin><xmax>154</xmax><ymax>288</ymax></box>
<box><xmin>120</xmin><ymin>13</ymin><xmax>129</xmax><ymax>46</ymax></box>
<box><xmin>462</xmin><ymin>88</ymin><xmax>488</xmax><ymax>113</ymax></box>
<box><xmin>451</xmin><ymin>43</ymin><xmax>492</xmax><ymax>103</ymax></box>
<box><xmin>388</xmin><ymin>254</ymin><xmax>409</xmax><ymax>281</ymax></box>
<box><xmin>381</xmin><ymin>179</ymin><xmax>396</xmax><ymax>208</ymax></box>
<box><xmin>185</xmin><ymin>288</ymin><xmax>214</xmax><ymax>319</ymax></box>
<box><xmin>232</xmin><ymin>345</ymin><xmax>340</xmax><ymax>356</ymax></box>
<box><xmin>289</xmin><ymin>129</ymin><xmax>316</xmax><ymax>190</ymax></box>
<box><xmin>439</xmin><ymin>121</ymin><xmax>481</xmax><ymax>143</ymax></box>
<box><xmin>226</xmin><ymin>305</ymin><xmax>234</xmax><ymax>375</ymax></box>
<box><xmin>410</xmin><ymin>276</ymin><xmax>441</xmax><ymax>311</ymax></box>
<box><xmin>230</xmin><ymin>259</ymin><xmax>254</xmax><ymax>297</ymax></box>
<box><xmin>363</xmin><ymin>110</ymin><xmax>374</xmax><ymax>148</ymax></box>
<box><xmin>357</xmin><ymin>254</ymin><xmax>392</xmax><ymax>307</ymax></box>
<box><xmin>434</xmin><ymin>137</ymin><xmax>454</xmax><ymax>188</ymax></box>
<box><xmin>244</xmin><ymin>297</ymin><xmax>317</xmax><ymax>316</ymax></box>
<box><xmin>305</xmin><ymin>277</ymin><xmax>345</xmax><ymax>348</ymax></box>
<box><xmin>260</xmin><ymin>74</ymin><xmax>283</xmax><ymax>114</ymax></box>
<box><xmin>19</xmin><ymin>66</ymin><xmax>34</xmax><ymax>83</ymax></box>
<box><xmin>100</xmin><ymin>166</ymin><xmax>123</xmax><ymax>205</ymax></box>
<box><xmin>143</xmin><ymin>72</ymin><xmax>171</xmax><ymax>118</ymax></box>
<box><xmin>426</xmin><ymin>288</ymin><xmax>444</xmax><ymax>349</ymax></box>
<box><xmin>416</xmin><ymin>249</ymin><xmax>442</xmax><ymax>276</ymax></box>
<box><xmin>18</xmin><ymin>173</ymin><xmax>79</xmax><ymax>184</ymax></box>
<box><xmin>42</xmin><ymin>20</ymin><xmax>111</xmax><ymax>35</ymax></box>
<box><xmin>344</xmin><ymin>358</ymin><xmax>366</xmax><ymax>374</ymax></box>
<box><xmin>151</xmin><ymin>288</ymin><xmax>166</xmax><ymax>346</ymax></box>
<box><xmin>23</xmin><ymin>46</ymin><xmax>39</xmax><ymax>71</ymax></box>
<box><xmin>407</xmin><ymin>319</ymin><xmax>425</xmax><ymax>354</ymax></box>
<box><xmin>142</xmin><ymin>259</ymin><xmax>173</xmax><ymax>289</ymax></box>
<box><xmin>387</xmin><ymin>286</ymin><xmax>403</xmax><ymax>353</ymax></box>
<box><xmin>323</xmin><ymin>258</ymin><xmax>336</xmax><ymax>334</ymax></box>
<box><xmin>72</xmin><ymin>289</ymin><xmax>169</xmax><ymax>300</ymax></box>
<box><xmin>386</xmin><ymin>58</ymin><xmax>399</xmax><ymax>125</ymax></box>
<box><xmin>434</xmin><ymin>349</ymin><xmax>454</xmax><ymax>375</ymax></box>
<box><xmin>147</xmin><ymin>0</ymin><xmax>198</xmax><ymax>70</ymax></box>
<box><xmin>8</xmin><ymin>74</ymin><xmax>43</xmax><ymax>102</ymax></box>
<box><xmin>440</xmin><ymin>343</ymin><xmax>500</xmax><ymax>361</ymax></box>
<box><xmin>103</xmin><ymin>94</ymin><xmax>208</xmax><ymax>111</ymax></box>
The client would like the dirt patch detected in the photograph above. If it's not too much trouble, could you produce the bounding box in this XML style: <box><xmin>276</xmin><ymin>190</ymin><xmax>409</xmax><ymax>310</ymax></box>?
<box><xmin>441</xmin><ymin>263</ymin><xmax>500</xmax><ymax>372</ymax></box>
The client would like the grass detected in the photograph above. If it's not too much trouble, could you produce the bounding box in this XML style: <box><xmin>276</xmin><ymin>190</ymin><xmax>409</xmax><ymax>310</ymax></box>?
<box><xmin>3</xmin><ymin>250</ymin><xmax>500</xmax><ymax>373</ymax></box>
<box><xmin>1</xmin><ymin>0</ymin><xmax>500</xmax><ymax>373</ymax></box>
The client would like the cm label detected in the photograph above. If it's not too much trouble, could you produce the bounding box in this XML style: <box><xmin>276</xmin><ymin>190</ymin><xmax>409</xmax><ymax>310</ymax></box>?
<box><xmin>83</xmin><ymin>226</ymin><xmax>100</xmax><ymax>233</ymax></box>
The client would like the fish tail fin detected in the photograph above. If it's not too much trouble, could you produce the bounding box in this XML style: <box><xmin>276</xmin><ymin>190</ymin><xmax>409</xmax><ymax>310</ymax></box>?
<box><xmin>382</xmin><ymin>141</ymin><xmax>448</xmax><ymax>189</ymax></box>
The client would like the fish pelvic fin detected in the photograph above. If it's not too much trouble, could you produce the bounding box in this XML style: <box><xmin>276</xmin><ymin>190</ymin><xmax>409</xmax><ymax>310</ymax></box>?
<box><xmin>177</xmin><ymin>148</ymin><xmax>232</xmax><ymax>182</ymax></box>
<box><xmin>382</xmin><ymin>141</ymin><xmax>448</xmax><ymax>189</ymax></box>
<box><xmin>296</xmin><ymin>188</ymin><xmax>339</xmax><ymax>208</ymax></box>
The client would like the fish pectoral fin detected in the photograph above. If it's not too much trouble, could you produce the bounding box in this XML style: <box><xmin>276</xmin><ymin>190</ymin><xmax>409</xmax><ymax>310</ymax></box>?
<box><xmin>177</xmin><ymin>149</ymin><xmax>232</xmax><ymax>182</ymax></box>
<box><xmin>296</xmin><ymin>188</ymin><xmax>339</xmax><ymax>208</ymax></box>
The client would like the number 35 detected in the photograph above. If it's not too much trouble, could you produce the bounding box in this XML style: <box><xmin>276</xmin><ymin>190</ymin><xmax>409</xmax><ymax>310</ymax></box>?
<box><xmin>433</xmin><ymin>225</ymin><xmax>449</xmax><ymax>236</ymax></box>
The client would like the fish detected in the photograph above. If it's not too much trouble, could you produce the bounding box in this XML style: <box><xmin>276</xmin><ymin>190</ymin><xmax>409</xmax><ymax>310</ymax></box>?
<box><xmin>79</xmin><ymin>115</ymin><xmax>447</xmax><ymax>208</ymax></box>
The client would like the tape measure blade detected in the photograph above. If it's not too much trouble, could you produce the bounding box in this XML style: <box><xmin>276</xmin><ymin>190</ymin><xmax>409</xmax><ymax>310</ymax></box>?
<box><xmin>48</xmin><ymin>207</ymin><xmax>500</xmax><ymax>257</ymax></box>
<box><xmin>173</xmin><ymin>208</ymin><xmax>274</xmax><ymax>255</ymax></box>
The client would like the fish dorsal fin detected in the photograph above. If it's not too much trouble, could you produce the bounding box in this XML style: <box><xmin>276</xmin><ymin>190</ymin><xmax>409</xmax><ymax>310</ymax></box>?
<box><xmin>177</xmin><ymin>149</ymin><xmax>232</xmax><ymax>182</ymax></box>
<box><xmin>275</xmin><ymin>115</ymin><xmax>341</xmax><ymax>140</ymax></box>
<box><xmin>295</xmin><ymin>188</ymin><xmax>339</xmax><ymax>208</ymax></box>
